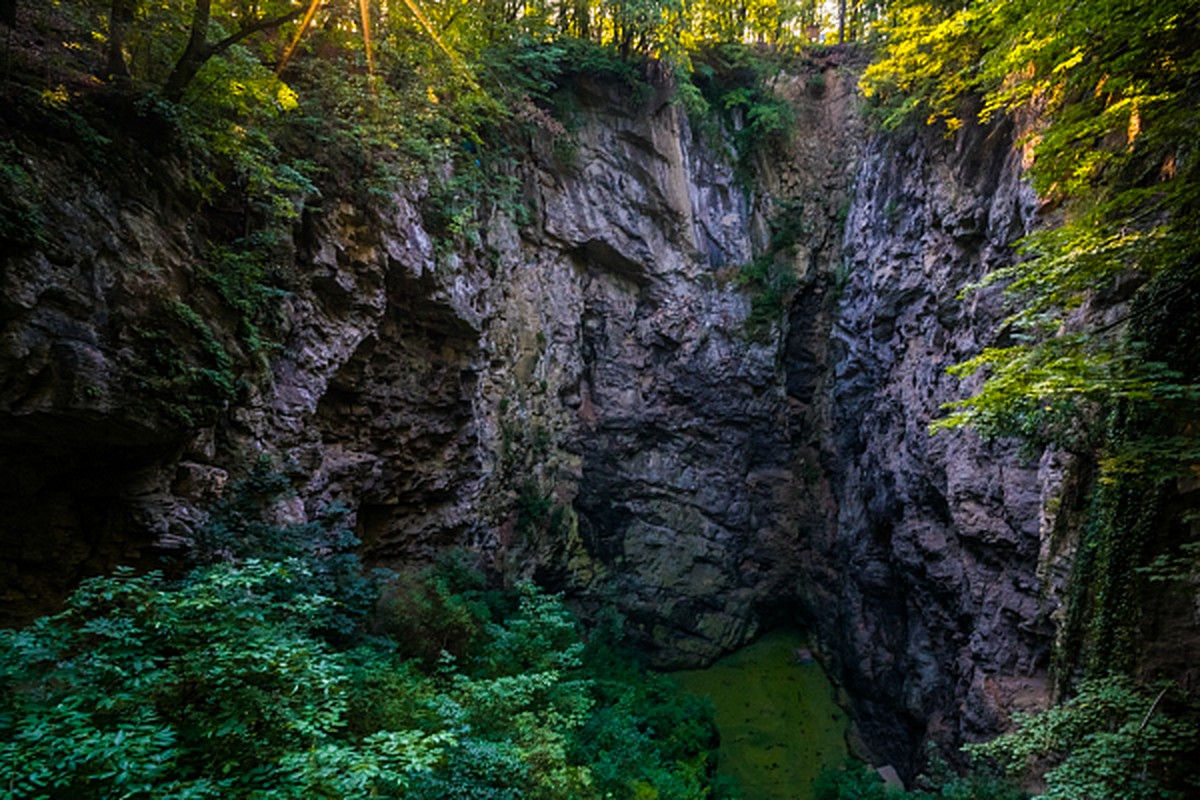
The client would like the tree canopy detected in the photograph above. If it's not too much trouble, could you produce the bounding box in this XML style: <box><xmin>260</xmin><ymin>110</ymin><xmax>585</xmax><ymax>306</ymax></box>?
<box><xmin>863</xmin><ymin>0</ymin><xmax>1200</xmax><ymax>476</ymax></box>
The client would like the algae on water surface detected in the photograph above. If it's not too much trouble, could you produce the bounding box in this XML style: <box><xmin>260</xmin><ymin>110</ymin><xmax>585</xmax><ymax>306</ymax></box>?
<box><xmin>672</xmin><ymin>629</ymin><xmax>848</xmax><ymax>800</ymax></box>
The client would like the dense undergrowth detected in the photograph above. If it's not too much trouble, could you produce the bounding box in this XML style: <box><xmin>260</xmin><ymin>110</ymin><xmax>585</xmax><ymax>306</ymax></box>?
<box><xmin>0</xmin><ymin>465</ymin><xmax>728</xmax><ymax>799</ymax></box>
<box><xmin>814</xmin><ymin>670</ymin><xmax>1200</xmax><ymax>799</ymax></box>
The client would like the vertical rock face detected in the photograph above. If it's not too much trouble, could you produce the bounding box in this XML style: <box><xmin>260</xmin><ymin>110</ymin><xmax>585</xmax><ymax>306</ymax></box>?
<box><xmin>470</xmin><ymin>69</ymin><xmax>864</xmax><ymax>663</ymax></box>
<box><xmin>1</xmin><ymin>60</ymin><xmax>1065</xmax><ymax>773</ymax></box>
<box><xmin>818</xmin><ymin>120</ymin><xmax>1055</xmax><ymax>770</ymax></box>
<box><xmin>0</xmin><ymin>158</ymin><xmax>200</xmax><ymax>621</ymax></box>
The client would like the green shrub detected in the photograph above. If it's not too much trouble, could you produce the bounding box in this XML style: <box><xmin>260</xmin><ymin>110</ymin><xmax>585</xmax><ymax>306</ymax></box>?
<box><xmin>815</xmin><ymin>751</ymin><xmax>1024</xmax><ymax>800</ymax></box>
<box><xmin>1</xmin><ymin>501</ymin><xmax>725</xmax><ymax>799</ymax></box>
<box><xmin>0</xmin><ymin>561</ymin><xmax>390</xmax><ymax>799</ymax></box>
<box><xmin>191</xmin><ymin>461</ymin><xmax>375</xmax><ymax>640</ymax></box>
<box><xmin>968</xmin><ymin>676</ymin><xmax>1199</xmax><ymax>800</ymax></box>
<box><xmin>372</xmin><ymin>563</ymin><xmax>492</xmax><ymax>666</ymax></box>
<box><xmin>688</xmin><ymin>42</ymin><xmax>795</xmax><ymax>178</ymax></box>
<box><xmin>813</xmin><ymin>762</ymin><xmax>891</xmax><ymax>800</ymax></box>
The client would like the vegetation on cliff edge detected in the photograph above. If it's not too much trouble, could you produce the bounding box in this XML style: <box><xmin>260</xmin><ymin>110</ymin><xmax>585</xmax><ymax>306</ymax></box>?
<box><xmin>4</xmin><ymin>0</ymin><xmax>1200</xmax><ymax>797</ymax></box>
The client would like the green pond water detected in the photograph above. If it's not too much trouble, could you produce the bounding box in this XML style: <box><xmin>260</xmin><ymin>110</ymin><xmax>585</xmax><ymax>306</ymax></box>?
<box><xmin>672</xmin><ymin>630</ymin><xmax>848</xmax><ymax>800</ymax></box>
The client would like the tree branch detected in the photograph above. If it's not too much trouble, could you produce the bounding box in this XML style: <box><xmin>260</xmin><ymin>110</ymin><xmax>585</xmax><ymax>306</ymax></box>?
<box><xmin>209</xmin><ymin>7</ymin><xmax>305</xmax><ymax>61</ymax></box>
<box><xmin>164</xmin><ymin>3</ymin><xmax>304</xmax><ymax>100</ymax></box>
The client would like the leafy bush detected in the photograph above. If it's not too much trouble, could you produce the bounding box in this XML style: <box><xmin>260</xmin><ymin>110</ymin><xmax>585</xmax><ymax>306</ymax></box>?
<box><xmin>968</xmin><ymin>676</ymin><xmax>1199</xmax><ymax>800</ymax></box>
<box><xmin>865</xmin><ymin>2</ymin><xmax>1200</xmax><ymax>734</ymax></box>
<box><xmin>0</xmin><ymin>561</ymin><xmax>396</xmax><ymax>799</ymax></box>
<box><xmin>867</xmin><ymin>0</ymin><xmax>1200</xmax><ymax>477</ymax></box>
<box><xmin>813</xmin><ymin>762</ymin><xmax>892</xmax><ymax>800</ymax></box>
<box><xmin>814</xmin><ymin>757</ymin><xmax>1024</xmax><ymax>800</ymax></box>
<box><xmin>175</xmin><ymin>44</ymin><xmax>315</xmax><ymax>218</ymax></box>
<box><xmin>191</xmin><ymin>461</ymin><xmax>375</xmax><ymax>640</ymax></box>
<box><xmin>0</xmin><ymin>485</ymin><xmax>724</xmax><ymax>799</ymax></box>
<box><xmin>372</xmin><ymin>554</ymin><xmax>495</xmax><ymax>666</ymax></box>
<box><xmin>687</xmin><ymin>42</ymin><xmax>795</xmax><ymax>176</ymax></box>
<box><xmin>129</xmin><ymin>301</ymin><xmax>241</xmax><ymax>428</ymax></box>
<box><xmin>815</xmin><ymin>676</ymin><xmax>1200</xmax><ymax>800</ymax></box>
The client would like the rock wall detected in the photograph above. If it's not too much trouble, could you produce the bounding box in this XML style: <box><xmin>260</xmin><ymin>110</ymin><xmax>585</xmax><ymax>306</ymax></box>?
<box><xmin>816</xmin><ymin>120</ymin><xmax>1056</xmax><ymax>771</ymax></box>
<box><xmin>1</xmin><ymin>56</ymin><xmax>1063</xmax><ymax>773</ymax></box>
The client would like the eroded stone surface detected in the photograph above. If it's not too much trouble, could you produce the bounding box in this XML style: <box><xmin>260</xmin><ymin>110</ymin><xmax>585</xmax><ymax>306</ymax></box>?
<box><xmin>820</xmin><ymin>120</ymin><xmax>1054</xmax><ymax>770</ymax></box>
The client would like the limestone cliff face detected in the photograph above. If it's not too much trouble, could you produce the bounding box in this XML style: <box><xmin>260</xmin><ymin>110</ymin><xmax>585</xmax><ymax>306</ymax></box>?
<box><xmin>817</xmin><ymin>121</ymin><xmax>1055</xmax><ymax>770</ymax></box>
<box><xmin>2</xmin><ymin>58</ymin><xmax>1061</xmax><ymax>772</ymax></box>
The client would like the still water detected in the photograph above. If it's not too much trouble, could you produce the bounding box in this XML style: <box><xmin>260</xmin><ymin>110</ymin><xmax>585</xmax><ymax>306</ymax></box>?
<box><xmin>672</xmin><ymin>630</ymin><xmax>848</xmax><ymax>800</ymax></box>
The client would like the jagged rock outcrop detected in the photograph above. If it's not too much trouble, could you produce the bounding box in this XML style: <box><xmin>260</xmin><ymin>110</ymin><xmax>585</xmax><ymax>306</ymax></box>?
<box><xmin>2</xmin><ymin>54</ymin><xmax>1063</xmax><ymax>775</ymax></box>
<box><xmin>814</xmin><ymin>120</ymin><xmax>1056</xmax><ymax>771</ymax></box>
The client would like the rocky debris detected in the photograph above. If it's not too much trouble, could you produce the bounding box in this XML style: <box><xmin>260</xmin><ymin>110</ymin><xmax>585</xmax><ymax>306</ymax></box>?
<box><xmin>877</xmin><ymin>765</ymin><xmax>905</xmax><ymax>791</ymax></box>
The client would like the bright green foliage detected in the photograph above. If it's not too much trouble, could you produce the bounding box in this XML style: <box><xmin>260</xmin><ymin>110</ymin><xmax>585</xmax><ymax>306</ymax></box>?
<box><xmin>860</xmin><ymin>2</ymin><xmax>1008</xmax><ymax>132</ymax></box>
<box><xmin>191</xmin><ymin>462</ymin><xmax>376</xmax><ymax>639</ymax></box>
<box><xmin>865</xmin><ymin>0</ymin><xmax>1200</xmax><ymax>477</ymax></box>
<box><xmin>687</xmin><ymin>41</ymin><xmax>796</xmax><ymax>173</ymax></box>
<box><xmin>596</xmin><ymin>0</ymin><xmax>690</xmax><ymax>60</ymax></box>
<box><xmin>968</xmin><ymin>676</ymin><xmax>1199</xmax><ymax>800</ymax></box>
<box><xmin>0</xmin><ymin>567</ymin><xmax>722</xmax><ymax>799</ymax></box>
<box><xmin>864</xmin><ymin>4</ymin><xmax>1200</xmax><ymax>792</ymax></box>
<box><xmin>814</xmin><ymin>759</ymin><xmax>1023</xmax><ymax>800</ymax></box>
<box><xmin>0</xmin><ymin>561</ymin><xmax>422</xmax><ymax>799</ymax></box>
<box><xmin>690</xmin><ymin>0</ymin><xmax>809</xmax><ymax>44</ymax></box>
<box><xmin>0</xmin><ymin>484</ymin><xmax>723</xmax><ymax>799</ymax></box>
<box><xmin>813</xmin><ymin>763</ymin><xmax>893</xmax><ymax>800</ymax></box>
<box><xmin>867</xmin><ymin>0</ymin><xmax>1200</xmax><ymax>699</ymax></box>
<box><xmin>929</xmin><ymin>336</ymin><xmax>1193</xmax><ymax>453</ymax></box>
<box><xmin>172</xmin><ymin>44</ymin><xmax>312</xmax><ymax>209</ymax></box>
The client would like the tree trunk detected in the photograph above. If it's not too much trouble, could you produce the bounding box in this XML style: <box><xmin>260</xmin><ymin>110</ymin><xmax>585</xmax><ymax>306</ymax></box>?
<box><xmin>0</xmin><ymin>0</ymin><xmax>16</xmax><ymax>29</ymax></box>
<box><xmin>163</xmin><ymin>0</ymin><xmax>302</xmax><ymax>101</ymax></box>
<box><xmin>105</xmin><ymin>0</ymin><xmax>137</xmax><ymax>79</ymax></box>
<box><xmin>162</xmin><ymin>0</ymin><xmax>212</xmax><ymax>100</ymax></box>
<box><xmin>574</xmin><ymin>0</ymin><xmax>589</xmax><ymax>40</ymax></box>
